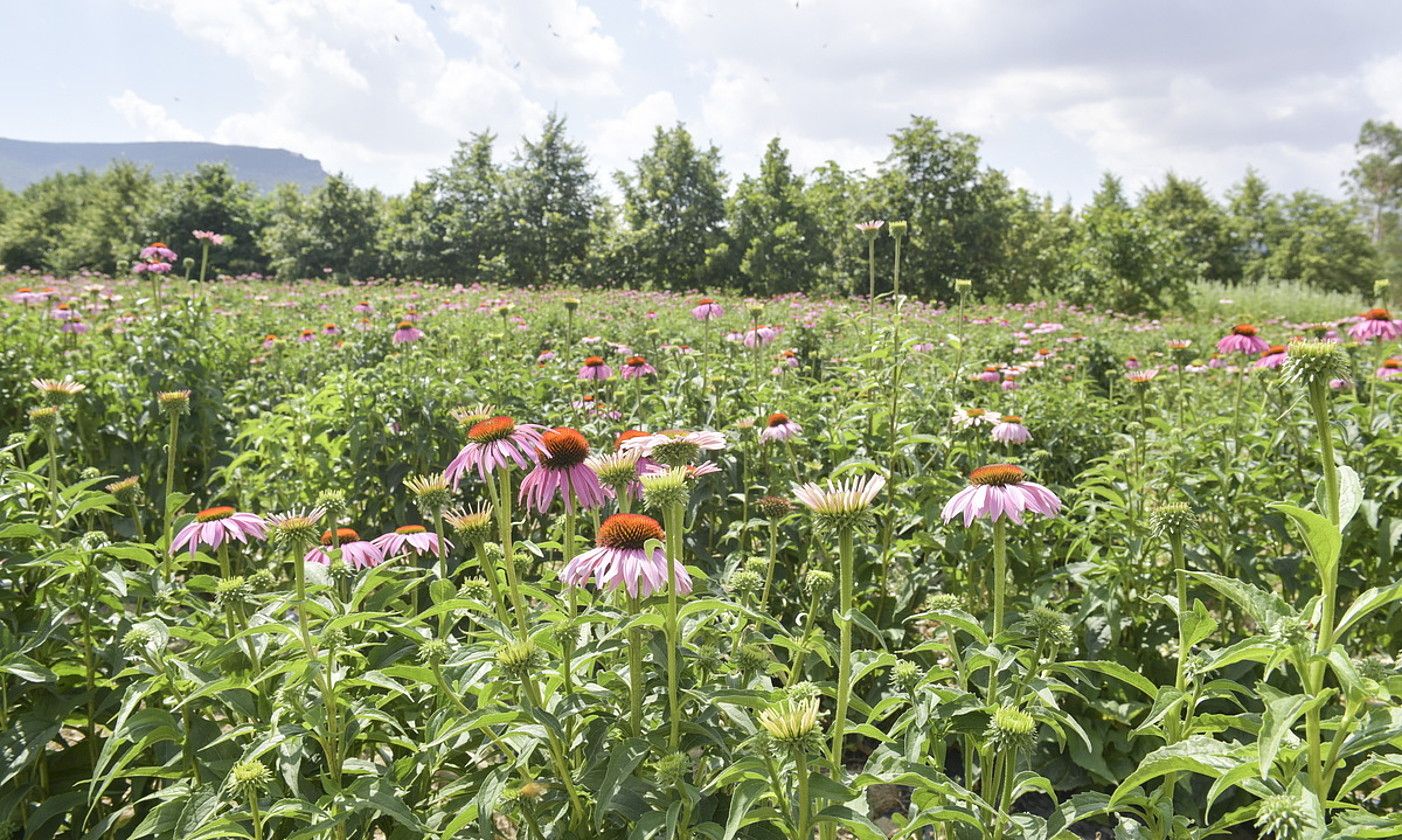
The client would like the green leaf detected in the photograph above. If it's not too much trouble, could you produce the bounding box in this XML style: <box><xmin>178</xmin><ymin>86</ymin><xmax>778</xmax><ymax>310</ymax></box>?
<box><xmin>1335</xmin><ymin>580</ymin><xmax>1402</xmax><ymax>642</ymax></box>
<box><xmin>1337</xmin><ymin>465</ymin><xmax>1363</xmax><ymax>529</ymax></box>
<box><xmin>1111</xmin><ymin>736</ymin><xmax>1241</xmax><ymax>804</ymax></box>
<box><xmin>1257</xmin><ymin>689</ymin><xmax>1315</xmax><ymax>779</ymax></box>
<box><xmin>0</xmin><ymin>655</ymin><xmax>56</xmax><ymax>683</ymax></box>
<box><xmin>595</xmin><ymin>738</ymin><xmax>648</xmax><ymax>829</ymax></box>
<box><xmin>1059</xmin><ymin>659</ymin><xmax>1158</xmax><ymax>699</ymax></box>
<box><xmin>1184</xmin><ymin>571</ymin><xmax>1295</xmax><ymax>629</ymax></box>
<box><xmin>1270</xmin><ymin>503</ymin><xmax>1341</xmax><ymax>582</ymax></box>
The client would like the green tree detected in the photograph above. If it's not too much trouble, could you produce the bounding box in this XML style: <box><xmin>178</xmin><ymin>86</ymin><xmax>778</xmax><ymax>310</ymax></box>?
<box><xmin>1139</xmin><ymin>172</ymin><xmax>1239</xmax><ymax>282</ymax></box>
<box><xmin>0</xmin><ymin>170</ymin><xmax>94</xmax><ymax>271</ymax></box>
<box><xmin>47</xmin><ymin>162</ymin><xmax>156</xmax><ymax>272</ymax></box>
<box><xmin>261</xmin><ymin>174</ymin><xmax>385</xmax><ymax>279</ymax></box>
<box><xmin>387</xmin><ymin>132</ymin><xmax>508</xmax><ymax>281</ymax></box>
<box><xmin>1263</xmin><ymin>191</ymin><xmax>1377</xmax><ymax>294</ymax></box>
<box><xmin>616</xmin><ymin>123</ymin><xmax>730</xmax><ymax>291</ymax></box>
<box><xmin>145</xmin><ymin>163</ymin><xmax>266</xmax><ymax>275</ymax></box>
<box><xmin>996</xmin><ymin>188</ymin><xmax>1076</xmax><ymax>301</ymax></box>
<box><xmin>873</xmin><ymin>116</ymin><xmax>1011</xmax><ymax>300</ymax></box>
<box><xmin>1224</xmin><ymin>168</ymin><xmax>1280</xmax><ymax>284</ymax></box>
<box><xmin>728</xmin><ymin>138</ymin><xmax>824</xmax><ymax>295</ymax></box>
<box><xmin>801</xmin><ymin>161</ymin><xmax>881</xmax><ymax>295</ymax></box>
<box><xmin>1347</xmin><ymin>119</ymin><xmax>1402</xmax><ymax>246</ymax></box>
<box><xmin>1068</xmin><ymin>173</ymin><xmax>1195</xmax><ymax>313</ymax></box>
<box><xmin>501</xmin><ymin>114</ymin><xmax>600</xmax><ymax>286</ymax></box>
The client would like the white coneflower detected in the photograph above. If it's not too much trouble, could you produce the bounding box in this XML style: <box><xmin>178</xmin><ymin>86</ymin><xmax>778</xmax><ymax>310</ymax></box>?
<box><xmin>32</xmin><ymin>377</ymin><xmax>85</xmax><ymax>405</ymax></box>
<box><xmin>791</xmin><ymin>474</ymin><xmax>885</xmax><ymax>531</ymax></box>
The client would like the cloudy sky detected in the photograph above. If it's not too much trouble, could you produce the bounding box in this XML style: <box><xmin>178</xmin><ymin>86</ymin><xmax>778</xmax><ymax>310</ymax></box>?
<box><xmin>5</xmin><ymin>0</ymin><xmax>1401</xmax><ymax>203</ymax></box>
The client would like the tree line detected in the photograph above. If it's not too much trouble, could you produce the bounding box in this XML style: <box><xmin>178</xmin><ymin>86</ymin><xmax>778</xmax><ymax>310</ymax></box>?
<box><xmin>0</xmin><ymin>114</ymin><xmax>1395</xmax><ymax>312</ymax></box>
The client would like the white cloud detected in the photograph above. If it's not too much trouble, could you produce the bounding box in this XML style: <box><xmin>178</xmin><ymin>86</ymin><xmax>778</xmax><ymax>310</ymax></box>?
<box><xmin>108</xmin><ymin>89</ymin><xmax>203</xmax><ymax>141</ymax></box>
<box><xmin>440</xmin><ymin>0</ymin><xmax>622</xmax><ymax>95</ymax></box>
<box><xmin>589</xmin><ymin>91</ymin><xmax>680</xmax><ymax>179</ymax></box>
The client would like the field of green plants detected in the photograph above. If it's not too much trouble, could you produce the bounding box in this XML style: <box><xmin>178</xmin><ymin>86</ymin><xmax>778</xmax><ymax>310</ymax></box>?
<box><xmin>1</xmin><ymin>236</ymin><xmax>1401</xmax><ymax>839</ymax></box>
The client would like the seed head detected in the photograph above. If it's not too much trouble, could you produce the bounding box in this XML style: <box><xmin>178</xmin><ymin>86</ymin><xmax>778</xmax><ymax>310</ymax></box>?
<box><xmin>786</xmin><ymin>680</ymin><xmax>822</xmax><ymax>704</ymax></box>
<box><xmin>924</xmin><ymin>592</ymin><xmax>963</xmax><ymax>612</ymax></box>
<box><xmin>756</xmin><ymin>495</ymin><xmax>792</xmax><ymax>520</ymax></box>
<box><xmin>728</xmin><ymin>569</ymin><xmax>763</xmax><ymax>598</ymax></box>
<box><xmin>120</xmin><ymin>625</ymin><xmax>160</xmax><ymax>657</ymax></box>
<box><xmin>804</xmin><ymin>569</ymin><xmax>834</xmax><ymax>598</ymax></box>
<box><xmin>231</xmin><ymin>759</ymin><xmax>272</xmax><ymax>793</ymax></box>
<box><xmin>987</xmin><ymin>706</ymin><xmax>1037</xmax><ymax>752</ymax></box>
<box><xmin>587</xmin><ymin>450</ymin><xmax>640</xmax><ymax>491</ymax></box>
<box><xmin>891</xmin><ymin>659</ymin><xmax>922</xmax><ymax>693</ymax></box>
<box><xmin>888</xmin><ymin>220</ymin><xmax>908</xmax><ymax>240</ymax></box>
<box><xmin>1026</xmin><ymin>605</ymin><xmax>1075</xmax><ymax>648</ymax></box>
<box><xmin>743</xmin><ymin>556</ymin><xmax>769</xmax><ymax>576</ymax></box>
<box><xmin>459</xmin><ymin>578</ymin><xmax>491</xmax><ymax>600</ymax></box>
<box><xmin>1148</xmin><ymin>501</ymin><xmax>1197</xmax><ymax>540</ymax></box>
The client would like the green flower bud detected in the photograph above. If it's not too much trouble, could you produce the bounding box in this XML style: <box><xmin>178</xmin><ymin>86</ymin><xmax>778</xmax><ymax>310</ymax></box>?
<box><xmin>891</xmin><ymin>659</ymin><xmax>921</xmax><ymax>693</ymax></box>
<box><xmin>231</xmin><ymin>759</ymin><xmax>272</xmax><ymax>792</ymax></box>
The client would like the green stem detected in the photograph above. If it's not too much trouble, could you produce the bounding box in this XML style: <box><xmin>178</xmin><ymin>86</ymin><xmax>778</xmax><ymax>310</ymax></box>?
<box><xmin>829</xmin><ymin>527</ymin><xmax>854</xmax><ymax>774</ymax></box>
<box><xmin>45</xmin><ymin>427</ymin><xmax>59</xmax><ymax>528</ymax></box>
<box><xmin>795</xmin><ymin>750</ymin><xmax>812</xmax><ymax>840</ymax></box>
<box><xmin>989</xmin><ymin>518</ymin><xmax>1007</xmax><ymax>706</ymax></box>
<box><xmin>628</xmin><ymin>596</ymin><xmax>644</xmax><ymax>737</ymax></box>
<box><xmin>761</xmin><ymin>520</ymin><xmax>779</xmax><ymax>609</ymax></box>
<box><xmin>162</xmin><ymin>412</ymin><xmax>181</xmax><ymax>571</ymax></box>
<box><xmin>664</xmin><ymin>502</ymin><xmax>684</xmax><ymax>752</ymax></box>
<box><xmin>496</xmin><ymin>468</ymin><xmax>530</xmax><ymax>639</ymax></box>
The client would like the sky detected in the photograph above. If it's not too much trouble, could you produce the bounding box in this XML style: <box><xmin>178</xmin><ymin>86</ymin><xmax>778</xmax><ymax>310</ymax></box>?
<box><xmin>4</xmin><ymin>0</ymin><xmax>1401</xmax><ymax>205</ymax></box>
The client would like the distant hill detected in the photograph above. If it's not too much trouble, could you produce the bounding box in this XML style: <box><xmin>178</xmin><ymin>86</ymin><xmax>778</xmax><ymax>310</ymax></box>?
<box><xmin>0</xmin><ymin>138</ymin><xmax>329</xmax><ymax>193</ymax></box>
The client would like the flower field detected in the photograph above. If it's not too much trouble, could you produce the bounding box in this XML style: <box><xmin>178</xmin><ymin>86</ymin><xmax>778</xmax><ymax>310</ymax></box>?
<box><xmin>1</xmin><ymin>252</ymin><xmax>1401</xmax><ymax>839</ymax></box>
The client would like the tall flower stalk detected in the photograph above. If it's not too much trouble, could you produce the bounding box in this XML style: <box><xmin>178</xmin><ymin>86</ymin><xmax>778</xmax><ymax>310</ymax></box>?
<box><xmin>158</xmin><ymin>390</ymin><xmax>191</xmax><ymax>572</ymax></box>
<box><xmin>792</xmin><ymin>472</ymin><xmax>884</xmax><ymax>837</ymax></box>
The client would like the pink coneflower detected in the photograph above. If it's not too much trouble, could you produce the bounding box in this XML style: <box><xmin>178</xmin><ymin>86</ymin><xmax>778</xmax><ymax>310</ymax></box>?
<box><xmin>171</xmin><ymin>505</ymin><xmax>267</xmax><ymax>556</ymax></box>
<box><xmin>393</xmin><ymin>320</ymin><xmax>424</xmax><ymax>344</ymax></box>
<box><xmin>10</xmin><ymin>287</ymin><xmax>47</xmax><ymax>305</ymax></box>
<box><xmin>519</xmin><ymin>427</ymin><xmax>608</xmax><ymax>514</ymax></box>
<box><xmin>262</xmin><ymin>333</ymin><xmax>278</xmax><ymax>349</ymax></box>
<box><xmin>192</xmin><ymin>230</ymin><xmax>225</xmax><ymax>246</ymax></box>
<box><xmin>140</xmin><ymin>242</ymin><xmax>178</xmax><ymax>262</ymax></box>
<box><xmin>691</xmin><ymin>297</ymin><xmax>725</xmax><ymax>321</ymax></box>
<box><xmin>373</xmin><ymin>524</ymin><xmax>449</xmax><ymax>557</ymax></box>
<box><xmin>1255</xmin><ymin>344</ymin><xmax>1288</xmax><ymax>369</ymax></box>
<box><xmin>537</xmin><ymin>349</ymin><xmax>556</xmax><ymax>363</ymax></box>
<box><xmin>322</xmin><ymin>323</ymin><xmax>340</xmax><ymax>336</ymax></box>
<box><xmin>778</xmin><ymin>348</ymin><xmax>800</xmax><ymax>367</ymax></box>
<box><xmin>560</xmin><ymin>513</ymin><xmax>691</xmax><ymax>597</ymax></box>
<box><xmin>941</xmin><ymin>465</ymin><xmax>1061</xmax><ymax>526</ymax></box>
<box><xmin>990</xmin><ymin>415</ymin><xmax>1031</xmax><ymax>445</ymax></box>
<box><xmin>760</xmin><ymin>412</ymin><xmax>802</xmax><ymax>443</ymax></box>
<box><xmin>354</xmin><ymin>300</ymin><xmax>374</xmax><ymax>313</ymax></box>
<box><xmin>1379</xmin><ymin>358</ymin><xmax>1402</xmax><ymax>380</ymax></box>
<box><xmin>61</xmin><ymin>319</ymin><xmax>89</xmax><ymax>335</ymax></box>
<box><xmin>743</xmin><ymin>325</ymin><xmax>778</xmax><ymax>348</ymax></box>
<box><xmin>1217</xmin><ymin>324</ymin><xmax>1269</xmax><ymax>355</ymax></box>
<box><xmin>305</xmin><ymin>528</ymin><xmax>386</xmax><ymax>569</ymax></box>
<box><xmin>621</xmin><ymin>355</ymin><xmax>656</xmax><ymax>379</ymax></box>
<box><xmin>579</xmin><ymin>356</ymin><xmax>613</xmax><ymax>380</ymax></box>
<box><xmin>1348</xmin><ymin>308</ymin><xmax>1402</xmax><ymax>343</ymax></box>
<box><xmin>1166</xmin><ymin>339</ymin><xmax>1192</xmax><ymax>352</ymax></box>
<box><xmin>977</xmin><ymin>366</ymin><xmax>1001</xmax><ymax>383</ymax></box>
<box><xmin>1127</xmin><ymin>368</ymin><xmax>1160</xmax><ymax>384</ymax></box>
<box><xmin>445</xmin><ymin>415</ymin><xmax>545</xmax><ymax>485</ymax></box>
<box><xmin>298</xmin><ymin>328</ymin><xmax>317</xmax><ymax>343</ymax></box>
<box><xmin>854</xmin><ymin>220</ymin><xmax>885</xmax><ymax>236</ymax></box>
<box><xmin>1124</xmin><ymin>357</ymin><xmax>1140</xmax><ymax>370</ymax></box>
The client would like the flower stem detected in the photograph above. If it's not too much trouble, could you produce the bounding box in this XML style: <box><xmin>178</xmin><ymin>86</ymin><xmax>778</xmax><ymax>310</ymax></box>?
<box><xmin>989</xmin><ymin>518</ymin><xmax>1007</xmax><ymax>706</ymax></box>
<box><xmin>162</xmin><ymin>411</ymin><xmax>182</xmax><ymax>574</ymax></box>
<box><xmin>628</xmin><ymin>595</ymin><xmax>644</xmax><ymax>737</ymax></box>
<box><xmin>496</xmin><ymin>468</ymin><xmax>530</xmax><ymax>639</ymax></box>
<box><xmin>829</xmin><ymin>526</ymin><xmax>854</xmax><ymax>775</ymax></box>
<box><xmin>663</xmin><ymin>502</ymin><xmax>685</xmax><ymax>751</ymax></box>
<box><xmin>795</xmin><ymin>750</ymin><xmax>811</xmax><ymax>840</ymax></box>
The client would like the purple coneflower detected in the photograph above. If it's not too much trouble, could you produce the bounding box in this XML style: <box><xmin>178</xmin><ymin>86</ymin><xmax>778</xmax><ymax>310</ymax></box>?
<box><xmin>298</xmin><ymin>328</ymin><xmax>317</xmax><ymax>343</ymax></box>
<box><xmin>579</xmin><ymin>355</ymin><xmax>613</xmax><ymax>380</ymax></box>
<box><xmin>952</xmin><ymin>407</ymin><xmax>997</xmax><ymax>428</ymax></box>
<box><xmin>322</xmin><ymin>323</ymin><xmax>340</xmax><ymax>336</ymax></box>
<box><xmin>1348</xmin><ymin>308</ymin><xmax>1402</xmax><ymax>343</ymax></box>
<box><xmin>1255</xmin><ymin>344</ymin><xmax>1288</xmax><ymax>369</ymax></box>
<box><xmin>373</xmin><ymin>524</ymin><xmax>449</xmax><ymax>557</ymax></box>
<box><xmin>192</xmin><ymin>230</ymin><xmax>225</xmax><ymax>246</ymax></box>
<box><xmin>990</xmin><ymin>415</ymin><xmax>1031</xmax><ymax>445</ymax></box>
<box><xmin>172</xmin><ymin>505</ymin><xmax>267</xmax><ymax>555</ymax></box>
<box><xmin>445</xmin><ymin>415</ymin><xmax>545</xmax><ymax>485</ymax></box>
<box><xmin>941</xmin><ymin>464</ymin><xmax>1060</xmax><ymax>526</ymax></box>
<box><xmin>691</xmin><ymin>297</ymin><xmax>724</xmax><ymax>321</ymax></box>
<box><xmin>354</xmin><ymin>300</ymin><xmax>374</xmax><ymax>313</ymax></box>
<box><xmin>519</xmin><ymin>427</ymin><xmax>607</xmax><ymax>514</ymax></box>
<box><xmin>1378</xmin><ymin>358</ymin><xmax>1402</xmax><ymax>380</ymax></box>
<box><xmin>621</xmin><ymin>429</ymin><xmax>726</xmax><ymax>467</ymax></box>
<box><xmin>561</xmin><ymin>513</ymin><xmax>691</xmax><ymax>597</ymax></box>
<box><xmin>621</xmin><ymin>355</ymin><xmax>656</xmax><ymax>379</ymax></box>
<box><xmin>305</xmin><ymin>528</ymin><xmax>386</xmax><ymax>569</ymax></box>
<box><xmin>393</xmin><ymin>320</ymin><xmax>424</xmax><ymax>344</ymax></box>
<box><xmin>759</xmin><ymin>412</ymin><xmax>802</xmax><ymax>443</ymax></box>
<box><xmin>1217</xmin><ymin>324</ymin><xmax>1269</xmax><ymax>355</ymax></box>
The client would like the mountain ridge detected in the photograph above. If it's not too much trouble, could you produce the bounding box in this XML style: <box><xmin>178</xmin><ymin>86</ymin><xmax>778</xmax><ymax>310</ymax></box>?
<box><xmin>0</xmin><ymin>138</ymin><xmax>329</xmax><ymax>193</ymax></box>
